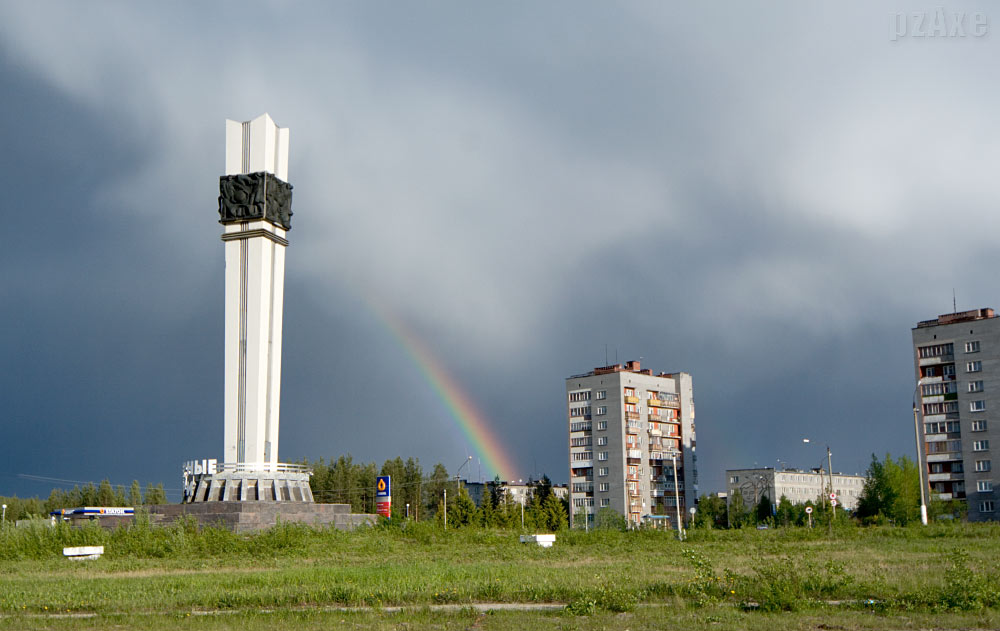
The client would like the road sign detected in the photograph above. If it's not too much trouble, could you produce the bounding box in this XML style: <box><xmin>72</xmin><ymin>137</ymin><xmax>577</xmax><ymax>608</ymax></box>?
<box><xmin>375</xmin><ymin>476</ymin><xmax>391</xmax><ymax>518</ymax></box>
<box><xmin>829</xmin><ymin>492</ymin><xmax>837</xmax><ymax>500</ymax></box>
<box><xmin>805</xmin><ymin>506</ymin><xmax>813</xmax><ymax>514</ymax></box>
<box><xmin>830</xmin><ymin>499</ymin><xmax>838</xmax><ymax>507</ymax></box>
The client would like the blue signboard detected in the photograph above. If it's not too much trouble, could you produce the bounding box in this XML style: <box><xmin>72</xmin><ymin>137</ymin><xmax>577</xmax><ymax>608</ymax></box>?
<box><xmin>376</xmin><ymin>476</ymin><xmax>391</xmax><ymax>498</ymax></box>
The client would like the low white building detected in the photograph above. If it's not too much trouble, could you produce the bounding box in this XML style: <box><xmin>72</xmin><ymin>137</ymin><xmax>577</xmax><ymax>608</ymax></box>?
<box><xmin>726</xmin><ymin>467</ymin><xmax>866</xmax><ymax>511</ymax></box>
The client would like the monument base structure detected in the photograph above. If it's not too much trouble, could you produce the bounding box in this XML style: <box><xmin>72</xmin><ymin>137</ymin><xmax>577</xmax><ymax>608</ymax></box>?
<box><xmin>147</xmin><ymin>502</ymin><xmax>374</xmax><ymax>534</ymax></box>
<box><xmin>183</xmin><ymin>461</ymin><xmax>314</xmax><ymax>503</ymax></box>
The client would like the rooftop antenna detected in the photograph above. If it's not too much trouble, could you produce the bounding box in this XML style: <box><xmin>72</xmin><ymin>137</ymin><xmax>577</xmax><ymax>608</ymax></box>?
<box><xmin>953</xmin><ymin>288</ymin><xmax>957</xmax><ymax>314</ymax></box>
<box><xmin>615</xmin><ymin>346</ymin><xmax>619</xmax><ymax>365</ymax></box>
<box><xmin>605</xmin><ymin>344</ymin><xmax>608</xmax><ymax>366</ymax></box>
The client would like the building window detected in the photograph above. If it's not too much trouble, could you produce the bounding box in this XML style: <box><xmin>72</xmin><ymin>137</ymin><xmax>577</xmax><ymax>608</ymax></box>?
<box><xmin>925</xmin><ymin>421</ymin><xmax>961</xmax><ymax>434</ymax></box>
<box><xmin>966</xmin><ymin>341</ymin><xmax>981</xmax><ymax>353</ymax></box>
<box><xmin>598</xmin><ymin>467</ymin><xmax>608</xmax><ymax>477</ymax></box>
<box><xmin>597</xmin><ymin>421</ymin><xmax>607</xmax><ymax>431</ymax></box>
<box><xmin>569</xmin><ymin>406</ymin><xmax>592</xmax><ymax>418</ymax></box>
<box><xmin>599</xmin><ymin>483</ymin><xmax>609</xmax><ymax>492</ymax></box>
<box><xmin>980</xmin><ymin>501</ymin><xmax>995</xmax><ymax>513</ymax></box>
<box><xmin>596</xmin><ymin>406</ymin><xmax>607</xmax><ymax>416</ymax></box>
<box><xmin>596</xmin><ymin>390</ymin><xmax>606</xmax><ymax>400</ymax></box>
<box><xmin>923</xmin><ymin>381</ymin><xmax>957</xmax><ymax>396</ymax></box>
<box><xmin>967</xmin><ymin>361</ymin><xmax>982</xmax><ymax>372</ymax></box>
<box><xmin>972</xmin><ymin>420</ymin><xmax>988</xmax><ymax>432</ymax></box>
<box><xmin>973</xmin><ymin>440</ymin><xmax>990</xmax><ymax>452</ymax></box>
<box><xmin>597</xmin><ymin>436</ymin><xmax>608</xmax><ymax>446</ymax></box>
<box><xmin>918</xmin><ymin>343</ymin><xmax>954</xmax><ymax>358</ymax></box>
<box><xmin>943</xmin><ymin>364</ymin><xmax>956</xmax><ymax>377</ymax></box>
<box><xmin>977</xmin><ymin>480</ymin><xmax>993</xmax><ymax>493</ymax></box>
<box><xmin>600</xmin><ymin>498</ymin><xmax>610</xmax><ymax>507</ymax></box>
<box><xmin>729</xmin><ymin>475</ymin><xmax>739</xmax><ymax>484</ymax></box>
<box><xmin>597</xmin><ymin>452</ymin><xmax>608</xmax><ymax>461</ymax></box>
<box><xmin>569</xmin><ymin>391</ymin><xmax>592</xmax><ymax>402</ymax></box>
<box><xmin>571</xmin><ymin>437</ymin><xmax>592</xmax><ymax>447</ymax></box>
<box><xmin>572</xmin><ymin>451</ymin><xmax>593</xmax><ymax>461</ymax></box>
<box><xmin>971</xmin><ymin>400</ymin><xmax>986</xmax><ymax>412</ymax></box>
<box><xmin>975</xmin><ymin>460</ymin><xmax>992</xmax><ymax>472</ymax></box>
<box><xmin>969</xmin><ymin>380</ymin><xmax>985</xmax><ymax>393</ymax></box>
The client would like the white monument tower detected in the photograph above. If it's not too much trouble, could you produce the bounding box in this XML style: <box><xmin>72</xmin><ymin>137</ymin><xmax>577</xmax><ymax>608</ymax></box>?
<box><xmin>184</xmin><ymin>113</ymin><xmax>312</xmax><ymax>502</ymax></box>
<box><xmin>221</xmin><ymin>113</ymin><xmax>289</xmax><ymax>466</ymax></box>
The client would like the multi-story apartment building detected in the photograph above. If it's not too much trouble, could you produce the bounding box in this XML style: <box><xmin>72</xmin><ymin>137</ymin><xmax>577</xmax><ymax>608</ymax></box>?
<box><xmin>913</xmin><ymin>308</ymin><xmax>998</xmax><ymax>521</ymax></box>
<box><xmin>565</xmin><ymin>361</ymin><xmax>697</xmax><ymax>528</ymax></box>
<box><xmin>725</xmin><ymin>467</ymin><xmax>866</xmax><ymax>512</ymax></box>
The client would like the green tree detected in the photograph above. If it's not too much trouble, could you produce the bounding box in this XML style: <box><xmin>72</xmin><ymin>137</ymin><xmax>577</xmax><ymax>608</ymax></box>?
<box><xmin>856</xmin><ymin>453</ymin><xmax>920</xmax><ymax>524</ymax></box>
<box><xmin>447</xmin><ymin>486</ymin><xmax>478</xmax><ymax>527</ymax></box>
<box><xmin>755</xmin><ymin>493</ymin><xmax>773</xmax><ymax>524</ymax></box>
<box><xmin>97</xmin><ymin>479</ymin><xmax>115</xmax><ymax>506</ymax></box>
<box><xmin>424</xmin><ymin>463</ymin><xmax>450</xmax><ymax>519</ymax></box>
<box><xmin>539</xmin><ymin>493</ymin><xmax>568</xmax><ymax>531</ymax></box>
<box><xmin>128</xmin><ymin>480</ymin><xmax>143</xmax><ymax>506</ymax></box>
<box><xmin>728</xmin><ymin>490</ymin><xmax>751</xmax><ymax>528</ymax></box>
<box><xmin>775</xmin><ymin>495</ymin><xmax>796</xmax><ymax>527</ymax></box>
<box><xmin>692</xmin><ymin>494</ymin><xmax>728</xmax><ymax>529</ymax></box>
<box><xmin>144</xmin><ymin>483</ymin><xmax>167</xmax><ymax>505</ymax></box>
<box><xmin>594</xmin><ymin>507</ymin><xmax>627</xmax><ymax>531</ymax></box>
<box><xmin>402</xmin><ymin>457</ymin><xmax>423</xmax><ymax>520</ymax></box>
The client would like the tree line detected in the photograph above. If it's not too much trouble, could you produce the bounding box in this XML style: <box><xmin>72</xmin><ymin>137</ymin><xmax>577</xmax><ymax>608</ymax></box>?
<box><xmin>0</xmin><ymin>480</ymin><xmax>168</xmax><ymax>522</ymax></box>
<box><xmin>306</xmin><ymin>455</ymin><xmax>569</xmax><ymax>530</ymax></box>
<box><xmin>689</xmin><ymin>452</ymin><xmax>965</xmax><ymax>530</ymax></box>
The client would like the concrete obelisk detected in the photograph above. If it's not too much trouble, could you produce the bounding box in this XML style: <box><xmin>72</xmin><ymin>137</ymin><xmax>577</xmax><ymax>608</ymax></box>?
<box><xmin>220</xmin><ymin>113</ymin><xmax>291</xmax><ymax>466</ymax></box>
<box><xmin>183</xmin><ymin>113</ymin><xmax>312</xmax><ymax>503</ymax></box>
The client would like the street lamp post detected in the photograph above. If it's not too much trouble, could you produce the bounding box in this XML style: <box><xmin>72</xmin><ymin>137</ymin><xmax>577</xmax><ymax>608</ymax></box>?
<box><xmin>913</xmin><ymin>381</ymin><xmax>929</xmax><ymax>525</ymax></box>
<box><xmin>671</xmin><ymin>452</ymin><xmax>683</xmax><ymax>541</ymax></box>
<box><xmin>1</xmin><ymin>504</ymin><xmax>6</xmax><ymax>524</ymax></box>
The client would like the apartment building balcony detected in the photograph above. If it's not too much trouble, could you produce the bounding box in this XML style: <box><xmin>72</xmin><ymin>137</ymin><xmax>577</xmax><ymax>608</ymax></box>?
<box><xmin>626</xmin><ymin>421</ymin><xmax>642</xmax><ymax>434</ymax></box>
<box><xmin>627</xmin><ymin>449</ymin><xmax>643</xmax><ymax>460</ymax></box>
<box><xmin>625</xmin><ymin>411</ymin><xmax>640</xmax><ymax>421</ymax></box>
<box><xmin>570</xmin><ymin>421</ymin><xmax>592</xmax><ymax>433</ymax></box>
<box><xmin>571</xmin><ymin>460</ymin><xmax>594</xmax><ymax>469</ymax></box>
<box><xmin>647</xmin><ymin>398</ymin><xmax>664</xmax><ymax>408</ymax></box>
<box><xmin>927</xmin><ymin>472</ymin><xmax>965</xmax><ymax>483</ymax></box>
<box><xmin>624</xmin><ymin>395</ymin><xmax>639</xmax><ymax>404</ymax></box>
<box><xmin>918</xmin><ymin>354</ymin><xmax>953</xmax><ymax>366</ymax></box>
<box><xmin>572</xmin><ymin>484</ymin><xmax>594</xmax><ymax>494</ymax></box>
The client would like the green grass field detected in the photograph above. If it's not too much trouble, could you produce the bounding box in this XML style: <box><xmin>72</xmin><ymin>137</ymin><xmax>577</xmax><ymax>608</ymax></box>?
<box><xmin>2</xmin><ymin>519</ymin><xmax>999</xmax><ymax>629</ymax></box>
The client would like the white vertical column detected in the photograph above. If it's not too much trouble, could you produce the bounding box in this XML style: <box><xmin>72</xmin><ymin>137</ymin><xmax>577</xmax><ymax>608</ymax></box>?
<box><xmin>221</xmin><ymin>114</ymin><xmax>290</xmax><ymax>466</ymax></box>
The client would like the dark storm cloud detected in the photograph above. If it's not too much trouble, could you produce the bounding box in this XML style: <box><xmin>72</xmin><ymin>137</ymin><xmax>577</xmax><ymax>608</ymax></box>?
<box><xmin>1</xmin><ymin>2</ymin><xmax>998</xmax><ymax>498</ymax></box>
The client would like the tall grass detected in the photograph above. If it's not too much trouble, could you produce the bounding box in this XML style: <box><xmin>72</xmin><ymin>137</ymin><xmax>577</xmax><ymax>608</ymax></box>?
<box><xmin>1</xmin><ymin>519</ymin><xmax>998</xmax><ymax>615</ymax></box>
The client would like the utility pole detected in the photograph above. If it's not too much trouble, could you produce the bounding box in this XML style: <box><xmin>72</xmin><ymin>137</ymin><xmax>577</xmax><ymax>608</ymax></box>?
<box><xmin>672</xmin><ymin>453</ymin><xmax>683</xmax><ymax>541</ymax></box>
<box><xmin>827</xmin><ymin>446</ymin><xmax>834</xmax><ymax>536</ymax></box>
<box><xmin>912</xmin><ymin>389</ymin><xmax>929</xmax><ymax>525</ymax></box>
<box><xmin>443</xmin><ymin>489</ymin><xmax>447</xmax><ymax>530</ymax></box>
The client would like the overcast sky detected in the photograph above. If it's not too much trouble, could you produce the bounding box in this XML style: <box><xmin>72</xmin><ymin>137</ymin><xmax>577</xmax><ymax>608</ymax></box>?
<box><xmin>2</xmin><ymin>2</ymin><xmax>998</xmax><ymax>500</ymax></box>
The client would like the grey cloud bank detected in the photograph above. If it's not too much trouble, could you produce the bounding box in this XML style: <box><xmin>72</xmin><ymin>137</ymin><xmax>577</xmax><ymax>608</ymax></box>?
<box><xmin>1</xmin><ymin>2</ymin><xmax>997</xmax><ymax>498</ymax></box>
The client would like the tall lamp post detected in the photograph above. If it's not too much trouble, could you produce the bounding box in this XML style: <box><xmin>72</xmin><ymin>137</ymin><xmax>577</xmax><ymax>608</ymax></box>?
<box><xmin>913</xmin><ymin>381</ymin><xmax>929</xmax><ymax>525</ymax></box>
<box><xmin>1</xmin><ymin>503</ymin><xmax>6</xmax><ymax>524</ymax></box>
<box><xmin>670</xmin><ymin>452</ymin><xmax>683</xmax><ymax>541</ymax></box>
<box><xmin>455</xmin><ymin>455</ymin><xmax>473</xmax><ymax>493</ymax></box>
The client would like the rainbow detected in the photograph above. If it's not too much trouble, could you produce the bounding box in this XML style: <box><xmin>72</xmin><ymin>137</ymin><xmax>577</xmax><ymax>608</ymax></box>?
<box><xmin>368</xmin><ymin>300</ymin><xmax>519</xmax><ymax>482</ymax></box>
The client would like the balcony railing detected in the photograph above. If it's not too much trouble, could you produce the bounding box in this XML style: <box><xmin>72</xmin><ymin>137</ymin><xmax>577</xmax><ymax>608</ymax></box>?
<box><xmin>647</xmin><ymin>398</ymin><xmax>664</xmax><ymax>408</ymax></box>
<box><xmin>624</xmin><ymin>395</ymin><xmax>639</xmax><ymax>404</ymax></box>
<box><xmin>625</xmin><ymin>411</ymin><xmax>640</xmax><ymax>421</ymax></box>
<box><xmin>626</xmin><ymin>421</ymin><xmax>642</xmax><ymax>434</ymax></box>
<box><xmin>627</xmin><ymin>449</ymin><xmax>643</xmax><ymax>459</ymax></box>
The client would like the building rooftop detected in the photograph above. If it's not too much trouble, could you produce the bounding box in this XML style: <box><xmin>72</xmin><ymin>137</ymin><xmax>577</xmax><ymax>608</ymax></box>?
<box><xmin>915</xmin><ymin>307</ymin><xmax>995</xmax><ymax>329</ymax></box>
<box><xmin>569</xmin><ymin>360</ymin><xmax>681</xmax><ymax>379</ymax></box>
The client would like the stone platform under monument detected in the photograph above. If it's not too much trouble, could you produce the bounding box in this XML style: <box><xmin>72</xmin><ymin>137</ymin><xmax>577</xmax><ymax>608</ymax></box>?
<box><xmin>148</xmin><ymin>502</ymin><xmax>372</xmax><ymax>533</ymax></box>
